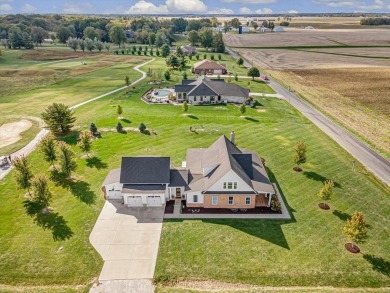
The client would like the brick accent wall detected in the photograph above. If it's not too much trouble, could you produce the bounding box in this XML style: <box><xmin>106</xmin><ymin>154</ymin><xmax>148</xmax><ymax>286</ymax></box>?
<box><xmin>186</xmin><ymin>203</ymin><xmax>204</xmax><ymax>208</ymax></box>
<box><xmin>204</xmin><ymin>194</ymin><xmax>256</xmax><ymax>209</ymax></box>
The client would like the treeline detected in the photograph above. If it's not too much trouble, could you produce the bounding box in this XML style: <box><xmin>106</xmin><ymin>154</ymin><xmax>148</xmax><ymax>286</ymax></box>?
<box><xmin>360</xmin><ymin>17</ymin><xmax>390</xmax><ymax>25</ymax></box>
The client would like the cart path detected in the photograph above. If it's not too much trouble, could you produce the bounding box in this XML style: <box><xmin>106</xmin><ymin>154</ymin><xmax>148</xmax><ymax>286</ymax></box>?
<box><xmin>0</xmin><ymin>58</ymin><xmax>155</xmax><ymax>181</ymax></box>
<box><xmin>226</xmin><ymin>47</ymin><xmax>390</xmax><ymax>187</ymax></box>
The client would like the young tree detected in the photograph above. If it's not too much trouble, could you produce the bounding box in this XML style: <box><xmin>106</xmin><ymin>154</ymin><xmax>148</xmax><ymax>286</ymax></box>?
<box><xmin>104</xmin><ymin>42</ymin><xmax>110</xmax><ymax>52</ymax></box>
<box><xmin>84</xmin><ymin>38</ymin><xmax>95</xmax><ymax>52</ymax></box>
<box><xmin>116</xmin><ymin>122</ymin><xmax>123</xmax><ymax>132</ymax></box>
<box><xmin>237</xmin><ymin>57</ymin><xmax>244</xmax><ymax>67</ymax></box>
<box><xmin>31</xmin><ymin>174</ymin><xmax>52</xmax><ymax>209</ymax></box>
<box><xmin>125</xmin><ymin>75</ymin><xmax>130</xmax><ymax>86</ymax></box>
<box><xmin>79</xmin><ymin>39</ymin><xmax>86</xmax><ymax>52</ymax></box>
<box><xmin>66</xmin><ymin>37</ymin><xmax>79</xmax><ymax>51</ymax></box>
<box><xmin>109</xmin><ymin>25</ymin><xmax>126</xmax><ymax>47</ymax></box>
<box><xmin>210</xmin><ymin>55</ymin><xmax>215</xmax><ymax>60</ymax></box>
<box><xmin>58</xmin><ymin>141</ymin><xmax>77</xmax><ymax>179</ymax></box>
<box><xmin>117</xmin><ymin>105</ymin><xmax>123</xmax><ymax>116</ymax></box>
<box><xmin>248</xmin><ymin>67</ymin><xmax>260</xmax><ymax>80</ymax></box>
<box><xmin>182</xmin><ymin>71</ymin><xmax>188</xmax><ymax>80</ymax></box>
<box><xmin>318</xmin><ymin>180</ymin><xmax>334</xmax><ymax>208</ymax></box>
<box><xmin>164</xmin><ymin>70</ymin><xmax>171</xmax><ymax>81</ymax></box>
<box><xmin>203</xmin><ymin>54</ymin><xmax>207</xmax><ymax>60</ymax></box>
<box><xmin>77</xmin><ymin>131</ymin><xmax>93</xmax><ymax>157</ymax></box>
<box><xmin>12</xmin><ymin>156</ymin><xmax>33</xmax><ymax>195</ymax></box>
<box><xmin>234</xmin><ymin>72</ymin><xmax>238</xmax><ymax>81</ymax></box>
<box><xmin>239</xmin><ymin>104</ymin><xmax>246</xmax><ymax>114</ymax></box>
<box><xmin>218</xmin><ymin>54</ymin><xmax>222</xmax><ymax>61</ymax></box>
<box><xmin>183</xmin><ymin>101</ymin><xmax>188</xmax><ymax>112</ymax></box>
<box><xmin>39</xmin><ymin>133</ymin><xmax>57</xmax><ymax>168</ymax></box>
<box><xmin>342</xmin><ymin>211</ymin><xmax>367</xmax><ymax>249</ymax></box>
<box><xmin>95</xmin><ymin>40</ymin><xmax>104</xmax><ymax>52</ymax></box>
<box><xmin>187</xmin><ymin>30</ymin><xmax>199</xmax><ymax>46</ymax></box>
<box><xmin>161</xmin><ymin>44</ymin><xmax>170</xmax><ymax>57</ymax></box>
<box><xmin>166</xmin><ymin>54</ymin><xmax>179</xmax><ymax>69</ymax></box>
<box><xmin>156</xmin><ymin>49</ymin><xmax>160</xmax><ymax>57</ymax></box>
<box><xmin>139</xmin><ymin>123</ymin><xmax>146</xmax><ymax>133</ymax></box>
<box><xmin>195</xmin><ymin>54</ymin><xmax>200</xmax><ymax>60</ymax></box>
<box><xmin>41</xmin><ymin>103</ymin><xmax>76</xmax><ymax>134</ymax></box>
<box><xmin>292</xmin><ymin>141</ymin><xmax>307</xmax><ymax>171</ymax></box>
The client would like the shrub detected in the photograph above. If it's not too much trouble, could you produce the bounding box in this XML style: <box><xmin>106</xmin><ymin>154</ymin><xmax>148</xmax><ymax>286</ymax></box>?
<box><xmin>210</xmin><ymin>55</ymin><xmax>215</xmax><ymax>60</ymax></box>
<box><xmin>116</xmin><ymin>122</ymin><xmax>123</xmax><ymax>132</ymax></box>
<box><xmin>90</xmin><ymin>123</ymin><xmax>97</xmax><ymax>134</ymax></box>
<box><xmin>271</xmin><ymin>195</ymin><xmax>282</xmax><ymax>212</ymax></box>
<box><xmin>139</xmin><ymin>123</ymin><xmax>146</xmax><ymax>133</ymax></box>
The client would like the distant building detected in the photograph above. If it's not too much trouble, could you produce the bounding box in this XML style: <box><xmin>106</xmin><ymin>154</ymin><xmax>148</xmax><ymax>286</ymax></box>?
<box><xmin>274</xmin><ymin>26</ymin><xmax>285</xmax><ymax>32</ymax></box>
<box><xmin>192</xmin><ymin>59</ymin><xmax>227</xmax><ymax>75</ymax></box>
<box><xmin>238</xmin><ymin>26</ymin><xmax>251</xmax><ymax>34</ymax></box>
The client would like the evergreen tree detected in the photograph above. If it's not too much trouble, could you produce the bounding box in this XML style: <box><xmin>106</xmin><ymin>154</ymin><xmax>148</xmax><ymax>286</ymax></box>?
<box><xmin>161</xmin><ymin>44</ymin><xmax>170</xmax><ymax>57</ymax></box>
<box><xmin>183</xmin><ymin>101</ymin><xmax>188</xmax><ymax>112</ymax></box>
<box><xmin>116</xmin><ymin>122</ymin><xmax>123</xmax><ymax>132</ymax></box>
<box><xmin>240</xmin><ymin>104</ymin><xmax>246</xmax><ymax>114</ymax></box>
<box><xmin>77</xmin><ymin>132</ymin><xmax>93</xmax><ymax>157</ymax></box>
<box><xmin>164</xmin><ymin>70</ymin><xmax>171</xmax><ymax>81</ymax></box>
<box><xmin>117</xmin><ymin>105</ymin><xmax>123</xmax><ymax>115</ymax></box>
<box><xmin>125</xmin><ymin>75</ymin><xmax>130</xmax><ymax>86</ymax></box>
<box><xmin>139</xmin><ymin>123</ymin><xmax>146</xmax><ymax>133</ymax></box>
<box><xmin>41</xmin><ymin>103</ymin><xmax>76</xmax><ymax>134</ymax></box>
<box><xmin>90</xmin><ymin>123</ymin><xmax>98</xmax><ymax>134</ymax></box>
<box><xmin>166</xmin><ymin>54</ymin><xmax>179</xmax><ymax>69</ymax></box>
<box><xmin>237</xmin><ymin>57</ymin><xmax>244</xmax><ymax>67</ymax></box>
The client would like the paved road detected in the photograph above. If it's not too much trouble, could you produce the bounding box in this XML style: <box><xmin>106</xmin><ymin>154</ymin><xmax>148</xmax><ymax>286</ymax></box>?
<box><xmin>0</xmin><ymin>58</ymin><xmax>155</xmax><ymax>181</ymax></box>
<box><xmin>226</xmin><ymin>47</ymin><xmax>390</xmax><ymax>187</ymax></box>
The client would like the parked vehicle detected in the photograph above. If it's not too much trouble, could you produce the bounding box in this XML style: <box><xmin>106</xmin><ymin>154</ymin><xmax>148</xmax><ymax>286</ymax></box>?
<box><xmin>262</xmin><ymin>75</ymin><xmax>270</xmax><ymax>81</ymax></box>
<box><xmin>0</xmin><ymin>156</ymin><xmax>8</xmax><ymax>167</ymax></box>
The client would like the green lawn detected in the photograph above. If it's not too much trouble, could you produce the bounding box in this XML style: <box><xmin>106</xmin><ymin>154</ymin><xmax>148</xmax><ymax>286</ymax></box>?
<box><xmin>0</xmin><ymin>52</ymin><xmax>389</xmax><ymax>291</ymax></box>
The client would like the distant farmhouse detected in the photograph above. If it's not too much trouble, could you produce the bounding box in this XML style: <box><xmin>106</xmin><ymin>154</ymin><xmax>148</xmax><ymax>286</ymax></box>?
<box><xmin>102</xmin><ymin>135</ymin><xmax>276</xmax><ymax>210</ymax></box>
<box><xmin>174</xmin><ymin>75</ymin><xmax>250</xmax><ymax>105</ymax></box>
<box><xmin>192</xmin><ymin>59</ymin><xmax>227</xmax><ymax>75</ymax></box>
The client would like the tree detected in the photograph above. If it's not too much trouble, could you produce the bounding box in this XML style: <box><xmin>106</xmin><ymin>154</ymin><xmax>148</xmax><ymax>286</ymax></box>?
<box><xmin>39</xmin><ymin>133</ymin><xmax>57</xmax><ymax>168</ymax></box>
<box><xmin>234</xmin><ymin>72</ymin><xmax>238</xmax><ymax>81</ymax></box>
<box><xmin>218</xmin><ymin>54</ymin><xmax>222</xmax><ymax>61</ymax></box>
<box><xmin>252</xmin><ymin>22</ymin><xmax>259</xmax><ymax>30</ymax></box>
<box><xmin>182</xmin><ymin>71</ymin><xmax>188</xmax><ymax>80</ymax></box>
<box><xmin>164</xmin><ymin>70</ymin><xmax>171</xmax><ymax>81</ymax></box>
<box><xmin>31</xmin><ymin>174</ymin><xmax>52</xmax><ymax>209</ymax></box>
<box><xmin>183</xmin><ymin>101</ymin><xmax>188</xmax><ymax>112</ymax></box>
<box><xmin>342</xmin><ymin>211</ymin><xmax>367</xmax><ymax>249</ymax></box>
<box><xmin>166</xmin><ymin>54</ymin><xmax>179</xmax><ymax>69</ymax></box>
<box><xmin>66</xmin><ymin>37</ymin><xmax>78</xmax><ymax>51</ymax></box>
<box><xmin>84</xmin><ymin>38</ymin><xmax>95</xmax><ymax>52</ymax></box>
<box><xmin>318</xmin><ymin>180</ymin><xmax>334</xmax><ymax>208</ymax></box>
<box><xmin>156</xmin><ymin>49</ymin><xmax>160</xmax><ymax>57</ymax></box>
<box><xmin>212</xmin><ymin>32</ymin><xmax>225</xmax><ymax>53</ymax></box>
<box><xmin>199</xmin><ymin>27</ymin><xmax>213</xmax><ymax>49</ymax></box>
<box><xmin>248</xmin><ymin>67</ymin><xmax>260</xmax><ymax>80</ymax></box>
<box><xmin>116</xmin><ymin>122</ymin><xmax>123</xmax><ymax>132</ymax></box>
<box><xmin>210</xmin><ymin>55</ymin><xmax>215</xmax><ymax>60</ymax></box>
<box><xmin>230</xmin><ymin>18</ymin><xmax>241</xmax><ymax>29</ymax></box>
<box><xmin>161</xmin><ymin>44</ymin><xmax>170</xmax><ymax>57</ymax></box>
<box><xmin>57</xmin><ymin>26</ymin><xmax>72</xmax><ymax>44</ymax></box>
<box><xmin>148</xmin><ymin>32</ymin><xmax>156</xmax><ymax>46</ymax></box>
<box><xmin>79</xmin><ymin>39</ymin><xmax>86</xmax><ymax>52</ymax></box>
<box><xmin>109</xmin><ymin>25</ymin><xmax>125</xmax><ymax>47</ymax></box>
<box><xmin>41</xmin><ymin>103</ymin><xmax>76</xmax><ymax>134</ymax></box>
<box><xmin>104</xmin><ymin>42</ymin><xmax>110</xmax><ymax>52</ymax></box>
<box><xmin>188</xmin><ymin>30</ymin><xmax>199</xmax><ymax>46</ymax></box>
<box><xmin>12</xmin><ymin>156</ymin><xmax>33</xmax><ymax>195</ymax></box>
<box><xmin>31</xmin><ymin>26</ymin><xmax>48</xmax><ymax>46</ymax></box>
<box><xmin>237</xmin><ymin>57</ymin><xmax>244</xmax><ymax>67</ymax></box>
<box><xmin>175</xmin><ymin>46</ymin><xmax>184</xmax><ymax>57</ymax></box>
<box><xmin>268</xmin><ymin>21</ymin><xmax>275</xmax><ymax>31</ymax></box>
<box><xmin>240</xmin><ymin>104</ymin><xmax>246</xmax><ymax>114</ymax></box>
<box><xmin>90</xmin><ymin>123</ymin><xmax>98</xmax><ymax>134</ymax></box>
<box><xmin>58</xmin><ymin>141</ymin><xmax>77</xmax><ymax>179</ymax></box>
<box><xmin>155</xmin><ymin>32</ymin><xmax>166</xmax><ymax>48</ymax></box>
<box><xmin>83</xmin><ymin>26</ymin><xmax>99</xmax><ymax>40</ymax></box>
<box><xmin>292</xmin><ymin>141</ymin><xmax>307</xmax><ymax>170</ymax></box>
<box><xmin>95</xmin><ymin>40</ymin><xmax>103</xmax><ymax>52</ymax></box>
<box><xmin>117</xmin><ymin>105</ymin><xmax>123</xmax><ymax>116</ymax></box>
<box><xmin>125</xmin><ymin>75</ymin><xmax>130</xmax><ymax>86</ymax></box>
<box><xmin>77</xmin><ymin>132</ymin><xmax>93</xmax><ymax>157</ymax></box>
<box><xmin>203</xmin><ymin>54</ymin><xmax>207</xmax><ymax>60</ymax></box>
<box><xmin>139</xmin><ymin>123</ymin><xmax>146</xmax><ymax>133</ymax></box>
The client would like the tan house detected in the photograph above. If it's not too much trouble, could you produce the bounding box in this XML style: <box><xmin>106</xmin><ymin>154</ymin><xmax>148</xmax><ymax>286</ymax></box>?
<box><xmin>192</xmin><ymin>59</ymin><xmax>227</xmax><ymax>75</ymax></box>
<box><xmin>101</xmin><ymin>134</ymin><xmax>275</xmax><ymax>211</ymax></box>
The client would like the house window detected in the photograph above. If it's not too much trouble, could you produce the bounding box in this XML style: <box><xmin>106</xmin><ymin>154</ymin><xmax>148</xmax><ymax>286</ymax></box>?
<box><xmin>194</xmin><ymin>96</ymin><xmax>197</xmax><ymax>101</ymax></box>
<box><xmin>193</xmin><ymin>194</ymin><xmax>198</xmax><ymax>202</ymax></box>
<box><xmin>200</xmin><ymin>96</ymin><xmax>203</xmax><ymax>102</ymax></box>
<box><xmin>223</xmin><ymin>182</ymin><xmax>237</xmax><ymax>189</ymax></box>
<box><xmin>212</xmin><ymin>196</ymin><xmax>218</xmax><ymax>205</ymax></box>
<box><xmin>178</xmin><ymin>93</ymin><xmax>182</xmax><ymax>99</ymax></box>
<box><xmin>183</xmin><ymin>93</ymin><xmax>187</xmax><ymax>98</ymax></box>
<box><xmin>228</xmin><ymin>196</ymin><xmax>234</xmax><ymax>205</ymax></box>
<box><xmin>245</xmin><ymin>196</ymin><xmax>251</xmax><ymax>205</ymax></box>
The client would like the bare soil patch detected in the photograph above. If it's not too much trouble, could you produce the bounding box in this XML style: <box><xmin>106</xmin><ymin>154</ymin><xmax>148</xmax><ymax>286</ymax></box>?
<box><xmin>303</xmin><ymin>47</ymin><xmax>390</xmax><ymax>58</ymax></box>
<box><xmin>319</xmin><ymin>203</ymin><xmax>330</xmax><ymax>210</ymax></box>
<box><xmin>0</xmin><ymin>119</ymin><xmax>32</xmax><ymax>148</ymax></box>
<box><xmin>345</xmin><ymin>243</ymin><xmax>360</xmax><ymax>253</ymax></box>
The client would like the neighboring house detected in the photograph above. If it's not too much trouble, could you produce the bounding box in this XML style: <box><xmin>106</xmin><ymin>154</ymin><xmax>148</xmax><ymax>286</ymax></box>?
<box><xmin>274</xmin><ymin>26</ymin><xmax>285</xmax><ymax>32</ymax></box>
<box><xmin>102</xmin><ymin>135</ymin><xmax>276</xmax><ymax>210</ymax></box>
<box><xmin>181</xmin><ymin>45</ymin><xmax>197</xmax><ymax>55</ymax></box>
<box><xmin>174</xmin><ymin>75</ymin><xmax>250</xmax><ymax>104</ymax></box>
<box><xmin>192</xmin><ymin>59</ymin><xmax>227</xmax><ymax>75</ymax></box>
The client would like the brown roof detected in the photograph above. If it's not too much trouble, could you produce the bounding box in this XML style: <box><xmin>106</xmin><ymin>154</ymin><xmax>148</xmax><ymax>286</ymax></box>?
<box><xmin>193</xmin><ymin>60</ymin><xmax>226</xmax><ymax>70</ymax></box>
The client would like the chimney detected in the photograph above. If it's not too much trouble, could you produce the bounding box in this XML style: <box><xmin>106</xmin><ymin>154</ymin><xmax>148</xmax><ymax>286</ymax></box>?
<box><xmin>230</xmin><ymin>130</ymin><xmax>235</xmax><ymax>144</ymax></box>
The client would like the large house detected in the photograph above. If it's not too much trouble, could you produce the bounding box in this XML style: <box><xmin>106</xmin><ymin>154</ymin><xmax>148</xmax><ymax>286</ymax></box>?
<box><xmin>174</xmin><ymin>75</ymin><xmax>250</xmax><ymax>104</ymax></box>
<box><xmin>192</xmin><ymin>60</ymin><xmax>227</xmax><ymax>75</ymax></box>
<box><xmin>102</xmin><ymin>135</ymin><xmax>276</xmax><ymax>210</ymax></box>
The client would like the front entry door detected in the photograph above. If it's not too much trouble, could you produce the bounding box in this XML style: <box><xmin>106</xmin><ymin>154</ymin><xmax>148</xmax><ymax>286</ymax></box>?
<box><xmin>176</xmin><ymin>188</ymin><xmax>181</xmax><ymax>198</ymax></box>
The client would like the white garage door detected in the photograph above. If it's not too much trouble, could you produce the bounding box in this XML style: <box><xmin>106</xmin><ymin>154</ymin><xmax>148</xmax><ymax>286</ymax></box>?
<box><xmin>107</xmin><ymin>190</ymin><xmax>122</xmax><ymax>199</ymax></box>
<box><xmin>147</xmin><ymin>196</ymin><xmax>162</xmax><ymax>207</ymax></box>
<box><xmin>214</xmin><ymin>69</ymin><xmax>222</xmax><ymax>75</ymax></box>
<box><xmin>127</xmin><ymin>196</ymin><xmax>143</xmax><ymax>207</ymax></box>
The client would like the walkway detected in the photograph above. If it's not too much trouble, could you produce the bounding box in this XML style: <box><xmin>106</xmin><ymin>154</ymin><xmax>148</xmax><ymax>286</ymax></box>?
<box><xmin>226</xmin><ymin>47</ymin><xmax>390</xmax><ymax>187</ymax></box>
<box><xmin>89</xmin><ymin>200</ymin><xmax>163</xmax><ymax>292</ymax></box>
<box><xmin>0</xmin><ymin>58</ymin><xmax>155</xmax><ymax>181</ymax></box>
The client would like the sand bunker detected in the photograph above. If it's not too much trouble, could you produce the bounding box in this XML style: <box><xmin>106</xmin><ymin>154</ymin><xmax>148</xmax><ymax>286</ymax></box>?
<box><xmin>0</xmin><ymin>119</ymin><xmax>32</xmax><ymax>148</ymax></box>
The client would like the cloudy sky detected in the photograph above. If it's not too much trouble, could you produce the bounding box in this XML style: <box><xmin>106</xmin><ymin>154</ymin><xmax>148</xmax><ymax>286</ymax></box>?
<box><xmin>0</xmin><ymin>0</ymin><xmax>389</xmax><ymax>14</ymax></box>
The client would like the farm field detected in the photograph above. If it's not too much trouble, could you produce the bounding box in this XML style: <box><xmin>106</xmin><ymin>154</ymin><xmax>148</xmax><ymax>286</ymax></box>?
<box><xmin>224</xmin><ymin>29</ymin><xmax>390</xmax><ymax>48</ymax></box>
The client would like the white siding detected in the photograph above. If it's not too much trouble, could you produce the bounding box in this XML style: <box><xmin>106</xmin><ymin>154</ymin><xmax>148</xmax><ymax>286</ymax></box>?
<box><xmin>207</xmin><ymin>170</ymin><xmax>253</xmax><ymax>192</ymax></box>
<box><xmin>186</xmin><ymin>192</ymin><xmax>204</xmax><ymax>204</ymax></box>
<box><xmin>221</xmin><ymin>96</ymin><xmax>246</xmax><ymax>104</ymax></box>
<box><xmin>105</xmin><ymin>182</ymin><xmax>123</xmax><ymax>199</ymax></box>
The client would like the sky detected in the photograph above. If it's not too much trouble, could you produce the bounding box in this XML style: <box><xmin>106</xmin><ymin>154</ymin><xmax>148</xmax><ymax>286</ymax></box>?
<box><xmin>1</xmin><ymin>0</ymin><xmax>390</xmax><ymax>15</ymax></box>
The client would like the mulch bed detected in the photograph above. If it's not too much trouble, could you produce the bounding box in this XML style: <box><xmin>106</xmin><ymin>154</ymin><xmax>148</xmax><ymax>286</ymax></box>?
<box><xmin>164</xmin><ymin>200</ymin><xmax>174</xmax><ymax>214</ymax></box>
<box><xmin>293</xmin><ymin>167</ymin><xmax>302</xmax><ymax>172</ymax></box>
<box><xmin>182</xmin><ymin>206</ymin><xmax>281</xmax><ymax>215</ymax></box>
<box><xmin>318</xmin><ymin>203</ymin><xmax>330</xmax><ymax>210</ymax></box>
<box><xmin>345</xmin><ymin>243</ymin><xmax>360</xmax><ymax>253</ymax></box>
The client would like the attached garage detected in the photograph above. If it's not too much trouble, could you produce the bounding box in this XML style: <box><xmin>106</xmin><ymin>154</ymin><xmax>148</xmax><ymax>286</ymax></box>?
<box><xmin>214</xmin><ymin>69</ymin><xmax>223</xmax><ymax>75</ymax></box>
<box><xmin>126</xmin><ymin>195</ymin><xmax>143</xmax><ymax>207</ymax></box>
<box><xmin>147</xmin><ymin>195</ymin><xmax>163</xmax><ymax>207</ymax></box>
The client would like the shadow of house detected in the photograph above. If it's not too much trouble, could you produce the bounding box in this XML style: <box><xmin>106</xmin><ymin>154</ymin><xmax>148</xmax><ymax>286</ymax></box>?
<box><xmin>363</xmin><ymin>254</ymin><xmax>390</xmax><ymax>278</ymax></box>
<box><xmin>303</xmin><ymin>171</ymin><xmax>342</xmax><ymax>188</ymax></box>
<box><xmin>23</xmin><ymin>200</ymin><xmax>73</xmax><ymax>241</ymax></box>
<box><xmin>332</xmin><ymin>210</ymin><xmax>351</xmax><ymax>221</ymax></box>
<box><xmin>86</xmin><ymin>156</ymin><xmax>108</xmax><ymax>170</ymax></box>
<box><xmin>69</xmin><ymin>180</ymin><xmax>96</xmax><ymax>205</ymax></box>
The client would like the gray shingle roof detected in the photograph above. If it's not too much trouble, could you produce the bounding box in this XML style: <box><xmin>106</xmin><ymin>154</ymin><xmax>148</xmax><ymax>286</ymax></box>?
<box><xmin>122</xmin><ymin>184</ymin><xmax>166</xmax><ymax>194</ymax></box>
<box><xmin>188</xmin><ymin>82</ymin><xmax>218</xmax><ymax>97</ymax></box>
<box><xmin>170</xmin><ymin>168</ymin><xmax>189</xmax><ymax>189</ymax></box>
<box><xmin>120</xmin><ymin>157</ymin><xmax>170</xmax><ymax>184</ymax></box>
<box><xmin>102</xmin><ymin>168</ymin><xmax>120</xmax><ymax>186</ymax></box>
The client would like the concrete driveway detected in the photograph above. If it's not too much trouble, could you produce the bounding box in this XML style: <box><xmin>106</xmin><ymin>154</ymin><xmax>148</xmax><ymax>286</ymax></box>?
<box><xmin>89</xmin><ymin>200</ymin><xmax>164</xmax><ymax>281</ymax></box>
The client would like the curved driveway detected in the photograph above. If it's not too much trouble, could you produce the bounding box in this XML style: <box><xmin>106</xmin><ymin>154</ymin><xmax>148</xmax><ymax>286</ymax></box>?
<box><xmin>226</xmin><ymin>47</ymin><xmax>390</xmax><ymax>187</ymax></box>
<box><xmin>0</xmin><ymin>58</ymin><xmax>155</xmax><ymax>181</ymax></box>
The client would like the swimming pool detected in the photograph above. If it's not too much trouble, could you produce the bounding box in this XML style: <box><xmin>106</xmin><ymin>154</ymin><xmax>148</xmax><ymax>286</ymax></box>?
<box><xmin>151</xmin><ymin>89</ymin><xmax>175</xmax><ymax>100</ymax></box>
